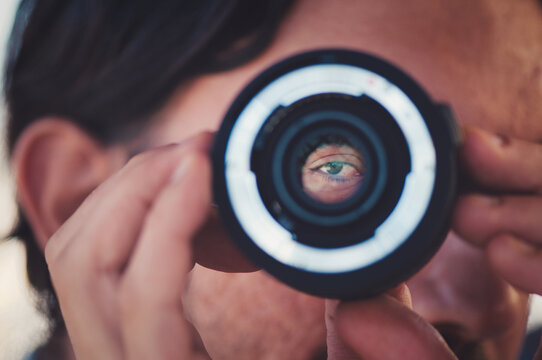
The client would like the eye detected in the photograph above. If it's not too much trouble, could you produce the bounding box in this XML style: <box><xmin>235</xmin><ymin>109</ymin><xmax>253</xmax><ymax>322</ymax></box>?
<box><xmin>312</xmin><ymin>160</ymin><xmax>360</xmax><ymax>178</ymax></box>
<box><xmin>301</xmin><ymin>144</ymin><xmax>365</xmax><ymax>204</ymax></box>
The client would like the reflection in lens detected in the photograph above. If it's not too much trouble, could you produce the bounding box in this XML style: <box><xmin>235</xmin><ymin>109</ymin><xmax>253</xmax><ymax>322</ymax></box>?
<box><xmin>301</xmin><ymin>139</ymin><xmax>364</xmax><ymax>204</ymax></box>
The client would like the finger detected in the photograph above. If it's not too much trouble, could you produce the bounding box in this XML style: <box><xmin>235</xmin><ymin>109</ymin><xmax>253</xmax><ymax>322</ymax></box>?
<box><xmin>120</xmin><ymin>151</ymin><xmax>211</xmax><ymax>360</ymax></box>
<box><xmin>332</xmin><ymin>295</ymin><xmax>456</xmax><ymax>360</ymax></box>
<box><xmin>326</xmin><ymin>284</ymin><xmax>418</xmax><ymax>360</ymax></box>
<box><xmin>45</xmin><ymin>133</ymin><xmax>213</xmax><ymax>360</ymax></box>
<box><xmin>386</xmin><ymin>283</ymin><xmax>413</xmax><ymax>308</ymax></box>
<box><xmin>52</xmin><ymin>282</ymin><xmax>123</xmax><ymax>360</ymax></box>
<box><xmin>459</xmin><ymin>127</ymin><xmax>542</xmax><ymax>193</ymax></box>
<box><xmin>486</xmin><ymin>234</ymin><xmax>542</xmax><ymax>295</ymax></box>
<box><xmin>452</xmin><ymin>194</ymin><xmax>542</xmax><ymax>246</ymax></box>
<box><xmin>326</xmin><ymin>299</ymin><xmax>360</xmax><ymax>360</ymax></box>
<box><xmin>326</xmin><ymin>285</ymin><xmax>413</xmax><ymax>360</ymax></box>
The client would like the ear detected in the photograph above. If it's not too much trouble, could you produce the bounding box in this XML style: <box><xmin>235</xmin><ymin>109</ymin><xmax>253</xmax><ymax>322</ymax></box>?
<box><xmin>11</xmin><ymin>118</ymin><xmax>126</xmax><ymax>251</ymax></box>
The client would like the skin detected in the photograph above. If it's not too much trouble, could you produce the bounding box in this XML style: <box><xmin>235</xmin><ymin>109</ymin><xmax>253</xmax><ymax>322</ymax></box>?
<box><xmin>10</xmin><ymin>0</ymin><xmax>542</xmax><ymax>359</ymax></box>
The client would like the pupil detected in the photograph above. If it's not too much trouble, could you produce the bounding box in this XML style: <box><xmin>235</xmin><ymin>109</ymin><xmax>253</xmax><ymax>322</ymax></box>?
<box><xmin>325</xmin><ymin>162</ymin><xmax>343</xmax><ymax>175</ymax></box>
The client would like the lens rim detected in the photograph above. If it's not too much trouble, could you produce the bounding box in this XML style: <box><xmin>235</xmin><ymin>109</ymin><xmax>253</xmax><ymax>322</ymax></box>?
<box><xmin>212</xmin><ymin>49</ymin><xmax>459</xmax><ymax>299</ymax></box>
<box><xmin>252</xmin><ymin>94</ymin><xmax>410</xmax><ymax>249</ymax></box>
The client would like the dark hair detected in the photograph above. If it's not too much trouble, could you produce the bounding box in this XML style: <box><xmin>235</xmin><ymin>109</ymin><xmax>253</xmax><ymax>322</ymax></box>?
<box><xmin>3</xmin><ymin>0</ymin><xmax>296</xmax><ymax>331</ymax></box>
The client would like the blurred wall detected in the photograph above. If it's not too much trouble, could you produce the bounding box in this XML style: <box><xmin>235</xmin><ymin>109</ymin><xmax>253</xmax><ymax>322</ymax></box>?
<box><xmin>0</xmin><ymin>0</ymin><xmax>18</xmax><ymax>238</ymax></box>
<box><xmin>0</xmin><ymin>1</ymin><xmax>50</xmax><ymax>360</ymax></box>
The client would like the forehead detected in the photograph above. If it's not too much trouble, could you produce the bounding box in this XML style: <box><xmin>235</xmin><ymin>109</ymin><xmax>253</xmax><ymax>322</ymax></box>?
<box><xmin>149</xmin><ymin>0</ymin><xmax>542</xmax><ymax>146</ymax></box>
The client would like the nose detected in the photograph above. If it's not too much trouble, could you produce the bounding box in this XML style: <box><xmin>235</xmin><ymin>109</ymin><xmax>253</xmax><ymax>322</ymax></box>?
<box><xmin>407</xmin><ymin>232</ymin><xmax>525</xmax><ymax>342</ymax></box>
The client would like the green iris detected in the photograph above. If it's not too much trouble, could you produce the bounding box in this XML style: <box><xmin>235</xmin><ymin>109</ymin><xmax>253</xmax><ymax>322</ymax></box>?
<box><xmin>323</xmin><ymin>161</ymin><xmax>344</xmax><ymax>175</ymax></box>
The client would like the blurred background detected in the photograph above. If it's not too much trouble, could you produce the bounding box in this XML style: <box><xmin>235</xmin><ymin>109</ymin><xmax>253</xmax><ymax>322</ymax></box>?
<box><xmin>0</xmin><ymin>1</ymin><xmax>541</xmax><ymax>360</ymax></box>
<box><xmin>1</xmin><ymin>1</ymin><xmax>50</xmax><ymax>360</ymax></box>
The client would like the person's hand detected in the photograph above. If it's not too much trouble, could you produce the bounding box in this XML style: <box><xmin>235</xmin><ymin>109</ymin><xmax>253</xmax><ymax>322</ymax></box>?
<box><xmin>44</xmin><ymin>132</ymin><xmax>247</xmax><ymax>360</ymax></box>
<box><xmin>453</xmin><ymin>127</ymin><xmax>542</xmax><ymax>295</ymax></box>
<box><xmin>452</xmin><ymin>126</ymin><xmax>542</xmax><ymax>359</ymax></box>
<box><xmin>325</xmin><ymin>126</ymin><xmax>542</xmax><ymax>360</ymax></box>
<box><xmin>325</xmin><ymin>284</ymin><xmax>457</xmax><ymax>360</ymax></box>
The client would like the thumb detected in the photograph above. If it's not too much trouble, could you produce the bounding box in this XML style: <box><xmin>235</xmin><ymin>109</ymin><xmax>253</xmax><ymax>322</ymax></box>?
<box><xmin>326</xmin><ymin>284</ymin><xmax>457</xmax><ymax>360</ymax></box>
<box><xmin>326</xmin><ymin>299</ymin><xmax>361</xmax><ymax>360</ymax></box>
<box><xmin>325</xmin><ymin>285</ymin><xmax>411</xmax><ymax>360</ymax></box>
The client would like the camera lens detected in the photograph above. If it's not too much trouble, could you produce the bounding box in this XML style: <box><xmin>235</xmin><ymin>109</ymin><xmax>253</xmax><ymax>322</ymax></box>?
<box><xmin>212</xmin><ymin>49</ymin><xmax>459</xmax><ymax>299</ymax></box>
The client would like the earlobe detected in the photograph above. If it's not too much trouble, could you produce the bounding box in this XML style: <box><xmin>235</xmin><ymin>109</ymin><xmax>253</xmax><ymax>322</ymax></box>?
<box><xmin>11</xmin><ymin>118</ymin><xmax>125</xmax><ymax>251</ymax></box>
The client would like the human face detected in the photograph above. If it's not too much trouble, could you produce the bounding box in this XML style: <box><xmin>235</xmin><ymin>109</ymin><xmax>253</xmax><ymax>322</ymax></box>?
<box><xmin>141</xmin><ymin>0</ymin><xmax>542</xmax><ymax>358</ymax></box>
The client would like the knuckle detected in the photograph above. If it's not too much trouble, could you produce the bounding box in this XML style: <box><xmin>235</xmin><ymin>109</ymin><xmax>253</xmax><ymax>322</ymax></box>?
<box><xmin>123</xmin><ymin>145</ymin><xmax>179</xmax><ymax>178</ymax></box>
<box><xmin>44</xmin><ymin>235</ymin><xmax>69</xmax><ymax>278</ymax></box>
<box><xmin>125</xmin><ymin>149</ymin><xmax>157</xmax><ymax>168</ymax></box>
<box><xmin>126</xmin><ymin>143</ymin><xmax>177</xmax><ymax>167</ymax></box>
<box><xmin>122</xmin><ymin>134</ymin><xmax>212</xmax><ymax>177</ymax></box>
<box><xmin>45</xmin><ymin>244</ymin><xmax>81</xmax><ymax>290</ymax></box>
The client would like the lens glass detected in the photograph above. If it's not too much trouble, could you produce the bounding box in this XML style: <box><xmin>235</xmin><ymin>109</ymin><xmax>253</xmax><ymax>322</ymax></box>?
<box><xmin>300</xmin><ymin>135</ymin><xmax>364</xmax><ymax>204</ymax></box>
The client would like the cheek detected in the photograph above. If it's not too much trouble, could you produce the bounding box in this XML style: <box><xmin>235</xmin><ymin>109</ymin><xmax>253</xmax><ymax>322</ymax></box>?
<box><xmin>183</xmin><ymin>266</ymin><xmax>327</xmax><ymax>359</ymax></box>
